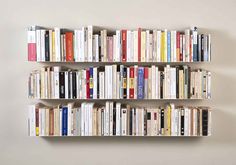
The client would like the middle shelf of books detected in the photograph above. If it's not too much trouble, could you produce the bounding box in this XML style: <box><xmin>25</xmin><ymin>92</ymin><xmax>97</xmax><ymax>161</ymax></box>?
<box><xmin>28</xmin><ymin>64</ymin><xmax>211</xmax><ymax>100</ymax></box>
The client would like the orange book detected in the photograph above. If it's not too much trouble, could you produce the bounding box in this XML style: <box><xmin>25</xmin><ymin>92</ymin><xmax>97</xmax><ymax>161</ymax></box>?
<box><xmin>65</xmin><ymin>32</ymin><xmax>74</xmax><ymax>61</ymax></box>
<box><xmin>49</xmin><ymin>109</ymin><xmax>54</xmax><ymax>136</ymax></box>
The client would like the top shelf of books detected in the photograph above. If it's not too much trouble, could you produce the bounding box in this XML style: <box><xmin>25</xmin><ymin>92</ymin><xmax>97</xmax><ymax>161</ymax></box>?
<box><xmin>27</xmin><ymin>26</ymin><xmax>211</xmax><ymax>63</ymax></box>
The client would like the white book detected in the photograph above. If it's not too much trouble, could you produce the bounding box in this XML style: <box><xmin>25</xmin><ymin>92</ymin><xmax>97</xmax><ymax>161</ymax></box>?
<box><xmin>135</xmin><ymin>108</ymin><xmax>139</xmax><ymax>136</ymax></box>
<box><xmin>93</xmin><ymin>35</ymin><xmax>99</xmax><ymax>62</ymax></box>
<box><xmin>40</xmin><ymin>30</ymin><xmax>46</xmax><ymax>61</ymax></box>
<box><xmin>112</xmin><ymin>65</ymin><xmax>117</xmax><ymax>99</ymax></box>
<box><xmin>44</xmin><ymin>71</ymin><xmax>48</xmax><ymax>99</ymax></box>
<box><xmin>116</xmin><ymin>72</ymin><xmax>120</xmax><ymax>99</ymax></box>
<box><xmin>152</xmin><ymin>30</ymin><xmax>157</xmax><ymax>62</ymax></box>
<box><xmin>28</xmin><ymin>105</ymin><xmax>36</xmax><ymax>136</ymax></box>
<box><xmin>184</xmin><ymin>107</ymin><xmax>189</xmax><ymax>136</ymax></box>
<box><xmin>151</xmin><ymin>65</ymin><xmax>156</xmax><ymax>99</ymax></box>
<box><xmin>146</xmin><ymin>30</ymin><xmax>150</xmax><ymax>62</ymax></box>
<box><xmin>155</xmin><ymin>67</ymin><xmax>159</xmax><ymax>99</ymax></box>
<box><xmin>116</xmin><ymin>30</ymin><xmax>121</xmax><ymax>62</ymax></box>
<box><xmin>185</xmin><ymin>29</ymin><xmax>190</xmax><ymax>62</ymax></box>
<box><xmin>99</xmin><ymin>72</ymin><xmax>105</xmax><ymax>99</ymax></box>
<box><xmin>81</xmin><ymin>103</ymin><xmax>85</xmax><ymax>136</ymax></box>
<box><xmin>36</xmin><ymin>72</ymin><xmax>40</xmax><ymax>98</ymax></box>
<box><xmin>191</xmin><ymin>35</ymin><xmax>193</xmax><ymax>62</ymax></box>
<box><xmin>130</xmin><ymin>32</ymin><xmax>134</xmax><ymax>62</ymax></box>
<box><xmin>67</xmin><ymin>103</ymin><xmax>73</xmax><ymax>136</ymax></box>
<box><xmin>192</xmin><ymin>108</ymin><xmax>198</xmax><ymax>136</ymax></box>
<box><xmin>82</xmin><ymin>70</ymin><xmax>86</xmax><ymax>99</ymax></box>
<box><xmin>141</xmin><ymin>108</ymin><xmax>144</xmax><ymax>136</ymax></box>
<box><xmin>109</xmin><ymin>102</ymin><xmax>113</xmax><ymax>136</ymax></box>
<box><xmin>59</xmin><ymin>108</ymin><xmax>62</xmax><ymax>136</ymax></box>
<box><xmin>121</xmin><ymin>108</ymin><xmax>127</xmax><ymax>136</ymax></box>
<box><xmin>38</xmin><ymin>108</ymin><xmax>43</xmax><ymax>136</ymax></box>
<box><xmin>127</xmin><ymin>67</ymin><xmax>130</xmax><ymax>99</ymax></box>
<box><xmin>133</xmin><ymin>31</ymin><xmax>138</xmax><ymax>62</ymax></box>
<box><xmin>80</xmin><ymin>29</ymin><xmax>85</xmax><ymax>61</ymax></box>
<box><xmin>36</xmin><ymin>29</ymin><xmax>41</xmax><ymax>61</ymax></box>
<box><xmin>76</xmin><ymin>72</ymin><xmax>79</xmax><ymax>98</ymax></box>
<box><xmin>115</xmin><ymin>103</ymin><xmax>121</xmax><ymax>135</ymax></box>
<box><xmin>89</xmin><ymin>103</ymin><xmax>94</xmax><ymax>136</ymax></box>
<box><xmin>126</xmin><ymin>30</ymin><xmax>131</xmax><ymax>62</ymax></box>
<box><xmin>87</xmin><ymin>26</ymin><xmax>93</xmax><ymax>62</ymax></box>
<box><xmin>83</xmin><ymin>27</ymin><xmax>88</xmax><ymax>61</ymax></box>
<box><xmin>170</xmin><ymin>104</ymin><xmax>176</xmax><ymax>136</ymax></box>
<box><xmin>65</xmin><ymin>71</ymin><xmax>68</xmax><ymax>99</ymax></box>
<box><xmin>170</xmin><ymin>67</ymin><xmax>176</xmax><ymax>99</ymax></box>
<box><xmin>54</xmin><ymin>28</ymin><xmax>61</xmax><ymax>62</ymax></box>
<box><xmin>157</xmin><ymin>31</ymin><xmax>161</xmax><ymax>62</ymax></box>
<box><xmin>113</xmin><ymin>35</ymin><xmax>116</xmax><ymax>62</ymax></box>
<box><xmin>74</xmin><ymin>30</ymin><xmax>79</xmax><ymax>61</ymax></box>
<box><xmin>105</xmin><ymin>102</ymin><xmax>110</xmax><ymax>136</ymax></box>
<box><xmin>108</xmin><ymin>66</ymin><xmax>113</xmax><ymax>99</ymax></box>
<box><xmin>208</xmin><ymin>34</ymin><xmax>211</xmax><ymax>62</ymax></box>
<box><xmin>93</xmin><ymin>68</ymin><xmax>97</xmax><ymax>99</ymax></box>
<box><xmin>208</xmin><ymin>109</ymin><xmax>212</xmax><ymax>136</ymax></box>
<box><xmin>84</xmin><ymin>103</ymin><xmax>88</xmax><ymax>136</ymax></box>
<box><xmin>207</xmin><ymin>72</ymin><xmax>211</xmax><ymax>99</ymax></box>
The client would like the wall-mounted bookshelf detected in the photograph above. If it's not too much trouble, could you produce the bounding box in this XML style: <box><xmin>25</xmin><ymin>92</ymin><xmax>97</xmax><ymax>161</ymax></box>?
<box><xmin>27</xmin><ymin>25</ymin><xmax>212</xmax><ymax>137</ymax></box>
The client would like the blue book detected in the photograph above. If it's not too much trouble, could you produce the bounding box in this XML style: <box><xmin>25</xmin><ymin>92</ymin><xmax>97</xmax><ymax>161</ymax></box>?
<box><xmin>62</xmin><ymin>106</ymin><xmax>68</xmax><ymax>136</ymax></box>
<box><xmin>89</xmin><ymin>67</ymin><xmax>93</xmax><ymax>99</ymax></box>
<box><xmin>167</xmin><ymin>31</ymin><xmax>171</xmax><ymax>62</ymax></box>
<box><xmin>137</xmin><ymin>67</ymin><xmax>144</xmax><ymax>99</ymax></box>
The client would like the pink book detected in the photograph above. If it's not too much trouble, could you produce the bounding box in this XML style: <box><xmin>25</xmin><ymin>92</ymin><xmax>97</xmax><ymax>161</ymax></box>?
<box><xmin>28</xmin><ymin>26</ymin><xmax>37</xmax><ymax>61</ymax></box>
<box><xmin>107</xmin><ymin>37</ymin><xmax>113</xmax><ymax>62</ymax></box>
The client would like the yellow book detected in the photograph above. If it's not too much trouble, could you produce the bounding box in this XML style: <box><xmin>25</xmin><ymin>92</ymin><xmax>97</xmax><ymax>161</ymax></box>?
<box><xmin>179</xmin><ymin>70</ymin><xmax>184</xmax><ymax>99</ymax></box>
<box><xmin>141</xmin><ymin>31</ymin><xmax>146</xmax><ymax>62</ymax></box>
<box><xmin>161</xmin><ymin>32</ymin><xmax>165</xmax><ymax>62</ymax></box>
<box><xmin>164</xmin><ymin>104</ymin><xmax>171</xmax><ymax>136</ymax></box>
<box><xmin>52</xmin><ymin>31</ymin><xmax>55</xmax><ymax>62</ymax></box>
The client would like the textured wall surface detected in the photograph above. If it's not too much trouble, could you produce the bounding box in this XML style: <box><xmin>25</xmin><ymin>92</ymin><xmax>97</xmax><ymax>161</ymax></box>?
<box><xmin>1</xmin><ymin>0</ymin><xmax>236</xmax><ymax>164</ymax></box>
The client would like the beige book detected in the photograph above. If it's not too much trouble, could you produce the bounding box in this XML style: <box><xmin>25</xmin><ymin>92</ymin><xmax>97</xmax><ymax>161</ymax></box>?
<box><xmin>148</xmin><ymin>68</ymin><xmax>152</xmax><ymax>99</ymax></box>
<box><xmin>92</xmin><ymin>107</ymin><xmax>97</xmax><ymax>136</ymax></box>
<box><xmin>141</xmin><ymin>31</ymin><xmax>146</xmax><ymax>62</ymax></box>
<box><xmin>40</xmin><ymin>68</ymin><xmax>45</xmax><ymax>98</ymax></box>
<box><xmin>45</xmin><ymin>108</ymin><xmax>50</xmax><ymax>136</ymax></box>
<box><xmin>97</xmin><ymin>108</ymin><xmax>101</xmax><ymax>136</ymax></box>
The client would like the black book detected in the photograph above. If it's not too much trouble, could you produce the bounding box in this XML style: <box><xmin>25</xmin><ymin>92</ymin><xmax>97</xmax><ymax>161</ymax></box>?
<box><xmin>129</xmin><ymin>109</ymin><xmax>132</xmax><ymax>135</ymax></box>
<box><xmin>144</xmin><ymin>109</ymin><xmax>147</xmax><ymax>136</ymax></box>
<box><xmin>147</xmin><ymin>111</ymin><xmax>151</xmax><ymax>135</ymax></box>
<box><xmin>59</xmin><ymin>71</ymin><xmax>65</xmax><ymax>98</ymax></box>
<box><xmin>160</xmin><ymin>71</ymin><xmax>164</xmax><ymax>98</ymax></box>
<box><xmin>176</xmin><ymin>66</ymin><xmax>179</xmax><ymax>98</ymax></box>
<box><xmin>67</xmin><ymin>71</ymin><xmax>71</xmax><ymax>98</ymax></box>
<box><xmin>181</xmin><ymin>109</ymin><xmax>185</xmax><ymax>136</ymax></box>
<box><xmin>72</xmin><ymin>72</ymin><xmax>77</xmax><ymax>99</ymax></box>
<box><xmin>202</xmin><ymin>109</ymin><xmax>208</xmax><ymax>136</ymax></box>
<box><xmin>113</xmin><ymin>106</ymin><xmax>116</xmax><ymax>135</ymax></box>
<box><xmin>201</xmin><ymin>34</ymin><xmax>204</xmax><ymax>61</ymax></box>
<box><xmin>187</xmin><ymin>66</ymin><xmax>191</xmax><ymax>98</ymax></box>
<box><xmin>197</xmin><ymin>34</ymin><xmax>201</xmax><ymax>61</ymax></box>
<box><xmin>123</xmin><ymin>67</ymin><xmax>127</xmax><ymax>99</ymax></box>
<box><xmin>161</xmin><ymin>108</ymin><xmax>165</xmax><ymax>135</ymax></box>
<box><xmin>45</xmin><ymin>31</ymin><xmax>50</xmax><ymax>61</ymax></box>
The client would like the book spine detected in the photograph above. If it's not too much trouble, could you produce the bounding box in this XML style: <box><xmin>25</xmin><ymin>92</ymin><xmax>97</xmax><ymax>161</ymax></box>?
<box><xmin>123</xmin><ymin>67</ymin><xmax>127</xmax><ymax>99</ymax></box>
<box><xmin>122</xmin><ymin>30</ymin><xmax>127</xmax><ymax>62</ymax></box>
<box><xmin>88</xmin><ymin>26</ymin><xmax>93</xmax><ymax>62</ymax></box>
<box><xmin>138</xmin><ymin>28</ymin><xmax>141</xmax><ymax>62</ymax></box>
<box><xmin>65</xmin><ymin>32</ymin><xmax>74</xmax><ymax>61</ymax></box>
<box><xmin>167</xmin><ymin>31</ymin><xmax>171</xmax><ymax>62</ymax></box>
<box><xmin>129</xmin><ymin>67</ymin><xmax>134</xmax><ymax>98</ymax></box>
<box><xmin>62</xmin><ymin>107</ymin><xmax>68</xmax><ymax>136</ymax></box>
<box><xmin>86</xmin><ymin>69</ymin><xmax>90</xmax><ymax>99</ymax></box>
<box><xmin>45</xmin><ymin>31</ymin><xmax>50</xmax><ymax>61</ymax></box>
<box><xmin>193</xmin><ymin>27</ymin><xmax>198</xmax><ymax>61</ymax></box>
<box><xmin>54</xmin><ymin>28</ymin><xmax>61</xmax><ymax>61</ymax></box>
<box><xmin>137</xmin><ymin>67</ymin><xmax>144</xmax><ymax>99</ymax></box>
<box><xmin>59</xmin><ymin>72</ymin><xmax>65</xmax><ymax>98</ymax></box>
<box><xmin>28</xmin><ymin>26</ymin><xmax>37</xmax><ymax>61</ymax></box>
<box><xmin>72</xmin><ymin>72</ymin><xmax>77</xmax><ymax>99</ymax></box>
<box><xmin>144</xmin><ymin>67</ymin><xmax>148</xmax><ymax>99</ymax></box>
<box><xmin>89</xmin><ymin>68</ymin><xmax>93</xmax><ymax>99</ymax></box>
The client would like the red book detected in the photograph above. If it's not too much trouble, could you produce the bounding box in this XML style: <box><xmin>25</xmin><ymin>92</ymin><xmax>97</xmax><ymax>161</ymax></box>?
<box><xmin>86</xmin><ymin>69</ymin><xmax>90</xmax><ymax>99</ymax></box>
<box><xmin>65</xmin><ymin>32</ymin><xmax>74</xmax><ymax>62</ymax></box>
<box><xmin>144</xmin><ymin>67</ymin><xmax>148</xmax><ymax>79</ymax></box>
<box><xmin>28</xmin><ymin>28</ymin><xmax>36</xmax><ymax>61</ymax></box>
<box><xmin>122</xmin><ymin>30</ymin><xmax>127</xmax><ymax>62</ymax></box>
<box><xmin>129</xmin><ymin>67</ymin><xmax>134</xmax><ymax>98</ymax></box>
<box><xmin>176</xmin><ymin>32</ymin><xmax>180</xmax><ymax>62</ymax></box>
<box><xmin>180</xmin><ymin>34</ymin><xmax>183</xmax><ymax>61</ymax></box>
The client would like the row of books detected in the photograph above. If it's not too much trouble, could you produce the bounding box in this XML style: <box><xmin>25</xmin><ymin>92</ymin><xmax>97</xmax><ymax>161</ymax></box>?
<box><xmin>28</xmin><ymin>65</ymin><xmax>211</xmax><ymax>99</ymax></box>
<box><xmin>28</xmin><ymin>102</ymin><xmax>211</xmax><ymax>136</ymax></box>
<box><xmin>27</xmin><ymin>26</ymin><xmax>211</xmax><ymax>62</ymax></box>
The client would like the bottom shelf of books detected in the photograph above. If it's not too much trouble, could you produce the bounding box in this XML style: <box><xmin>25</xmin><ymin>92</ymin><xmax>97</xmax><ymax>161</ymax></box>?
<box><xmin>28</xmin><ymin>102</ymin><xmax>211</xmax><ymax>137</ymax></box>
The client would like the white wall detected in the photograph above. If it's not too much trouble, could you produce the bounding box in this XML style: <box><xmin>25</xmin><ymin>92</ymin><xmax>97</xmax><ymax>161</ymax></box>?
<box><xmin>1</xmin><ymin>0</ymin><xmax>236</xmax><ymax>164</ymax></box>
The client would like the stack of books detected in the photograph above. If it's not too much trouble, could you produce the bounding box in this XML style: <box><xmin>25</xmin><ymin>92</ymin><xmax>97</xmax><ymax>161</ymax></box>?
<box><xmin>28</xmin><ymin>102</ymin><xmax>211</xmax><ymax>136</ymax></box>
<box><xmin>28</xmin><ymin>26</ymin><xmax>211</xmax><ymax>62</ymax></box>
<box><xmin>28</xmin><ymin>65</ymin><xmax>211</xmax><ymax>99</ymax></box>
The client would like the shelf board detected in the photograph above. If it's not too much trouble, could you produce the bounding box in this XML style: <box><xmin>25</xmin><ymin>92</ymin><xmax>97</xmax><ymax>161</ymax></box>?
<box><xmin>32</xmin><ymin>135</ymin><xmax>209</xmax><ymax>137</ymax></box>
<box><xmin>30</xmin><ymin>98</ymin><xmax>209</xmax><ymax>101</ymax></box>
<box><xmin>29</xmin><ymin>61</ymin><xmax>210</xmax><ymax>65</ymax></box>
